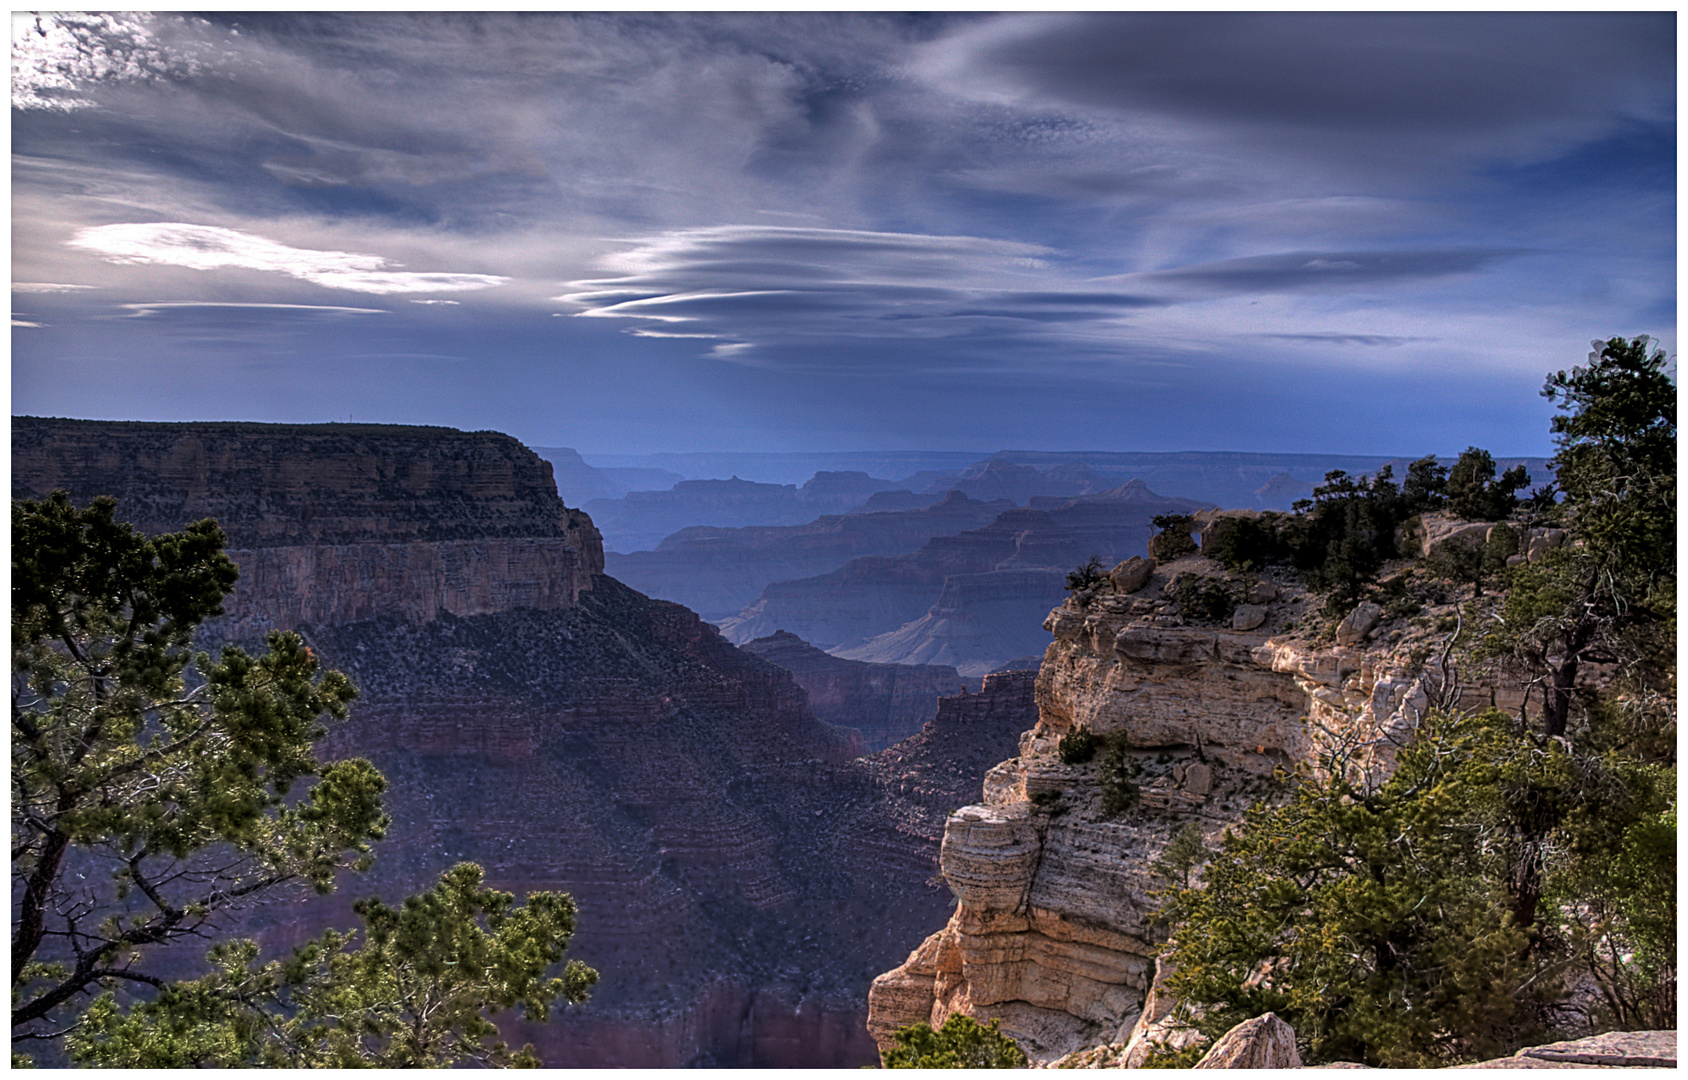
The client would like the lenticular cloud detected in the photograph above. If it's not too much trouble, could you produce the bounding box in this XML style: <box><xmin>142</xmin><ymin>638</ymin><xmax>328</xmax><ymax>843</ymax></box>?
<box><xmin>69</xmin><ymin>223</ymin><xmax>507</xmax><ymax>296</ymax></box>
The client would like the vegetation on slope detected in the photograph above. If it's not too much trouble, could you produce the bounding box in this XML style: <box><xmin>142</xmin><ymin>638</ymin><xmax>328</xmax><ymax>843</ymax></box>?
<box><xmin>11</xmin><ymin>493</ymin><xmax>595</xmax><ymax>1067</ymax></box>
<box><xmin>1146</xmin><ymin>336</ymin><xmax>1676</xmax><ymax>1066</ymax></box>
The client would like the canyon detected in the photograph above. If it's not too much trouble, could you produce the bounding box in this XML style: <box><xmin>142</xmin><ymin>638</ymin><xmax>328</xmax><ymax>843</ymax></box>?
<box><xmin>739</xmin><ymin>631</ymin><xmax>966</xmax><ymax>753</ymax></box>
<box><xmin>9</xmin><ymin>417</ymin><xmax>1031</xmax><ymax>1068</ymax></box>
<box><xmin>606</xmin><ymin>489</ymin><xmax>1012</xmax><ymax>621</ymax></box>
<box><xmin>582</xmin><ymin>470</ymin><xmax>909</xmax><ymax>552</ymax></box>
<box><xmin>719</xmin><ymin>482</ymin><xmax>1211</xmax><ymax>677</ymax></box>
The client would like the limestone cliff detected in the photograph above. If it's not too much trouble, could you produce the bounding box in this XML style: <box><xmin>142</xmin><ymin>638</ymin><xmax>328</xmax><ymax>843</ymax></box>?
<box><xmin>866</xmin><ymin>552</ymin><xmax>1512</xmax><ymax>1062</ymax></box>
<box><xmin>11</xmin><ymin>417</ymin><xmax>604</xmax><ymax>637</ymax></box>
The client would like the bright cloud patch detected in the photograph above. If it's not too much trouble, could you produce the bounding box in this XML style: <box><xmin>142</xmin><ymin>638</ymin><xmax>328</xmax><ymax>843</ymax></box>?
<box><xmin>70</xmin><ymin>223</ymin><xmax>508</xmax><ymax>296</ymax></box>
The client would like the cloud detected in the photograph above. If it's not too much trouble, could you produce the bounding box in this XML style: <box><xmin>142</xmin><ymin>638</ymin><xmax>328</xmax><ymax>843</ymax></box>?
<box><xmin>1136</xmin><ymin>249</ymin><xmax>1519</xmax><ymax>297</ymax></box>
<box><xmin>13</xmin><ymin>282</ymin><xmax>98</xmax><ymax>293</ymax></box>
<box><xmin>119</xmin><ymin>301</ymin><xmax>387</xmax><ymax>318</ymax></box>
<box><xmin>917</xmin><ymin>14</ymin><xmax>1673</xmax><ymax>151</ymax></box>
<box><xmin>70</xmin><ymin>224</ymin><xmax>508</xmax><ymax>296</ymax></box>
<box><xmin>1256</xmin><ymin>333</ymin><xmax>1432</xmax><ymax>348</ymax></box>
<box><xmin>11</xmin><ymin>12</ymin><xmax>234</xmax><ymax>111</ymax></box>
<box><xmin>558</xmin><ymin>224</ymin><xmax>1165</xmax><ymax>362</ymax></box>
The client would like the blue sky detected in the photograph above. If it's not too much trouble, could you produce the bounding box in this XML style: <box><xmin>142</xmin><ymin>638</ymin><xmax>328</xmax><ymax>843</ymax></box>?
<box><xmin>11</xmin><ymin>12</ymin><xmax>1675</xmax><ymax>458</ymax></box>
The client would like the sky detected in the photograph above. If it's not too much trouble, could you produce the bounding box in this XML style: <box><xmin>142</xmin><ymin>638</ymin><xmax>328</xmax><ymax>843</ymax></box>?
<box><xmin>10</xmin><ymin>12</ymin><xmax>1676</xmax><ymax>459</ymax></box>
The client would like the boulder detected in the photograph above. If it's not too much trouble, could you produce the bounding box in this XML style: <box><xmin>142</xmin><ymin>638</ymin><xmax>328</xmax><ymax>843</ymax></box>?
<box><xmin>1196</xmin><ymin>510</ymin><xmax>1263</xmax><ymax>555</ymax></box>
<box><xmin>1523</xmin><ymin>527</ymin><xmax>1568</xmax><ymax>562</ymax></box>
<box><xmin>1193</xmin><ymin>1012</ymin><xmax>1302</xmax><ymax>1069</ymax></box>
<box><xmin>1181</xmin><ymin>762</ymin><xmax>1212</xmax><ymax>797</ymax></box>
<box><xmin>1110</xmin><ymin>556</ymin><xmax>1155</xmax><ymax>594</ymax></box>
<box><xmin>1458</xmin><ymin>1029</ymin><xmax>1677</xmax><ymax>1069</ymax></box>
<box><xmin>1230</xmin><ymin>603</ymin><xmax>1267</xmax><ymax>631</ymax></box>
<box><xmin>1417</xmin><ymin>511</ymin><xmax>1496</xmax><ymax>559</ymax></box>
<box><xmin>1335</xmin><ymin>601</ymin><xmax>1384</xmax><ymax>646</ymax></box>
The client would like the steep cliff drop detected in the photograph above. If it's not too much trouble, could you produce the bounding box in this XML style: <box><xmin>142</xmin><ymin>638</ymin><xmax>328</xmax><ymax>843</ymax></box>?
<box><xmin>11</xmin><ymin>418</ymin><xmax>964</xmax><ymax>1067</ymax></box>
<box><xmin>866</xmin><ymin>550</ymin><xmax>1516</xmax><ymax>1062</ymax></box>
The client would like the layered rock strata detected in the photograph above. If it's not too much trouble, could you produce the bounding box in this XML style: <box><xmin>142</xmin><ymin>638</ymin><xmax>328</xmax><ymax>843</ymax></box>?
<box><xmin>859</xmin><ymin>671</ymin><xmax>1041</xmax><ymax>846</ymax></box>
<box><xmin>607</xmin><ymin>490</ymin><xmax>1010</xmax><ymax>620</ymax></box>
<box><xmin>719</xmin><ymin>486</ymin><xmax>1208</xmax><ymax>668</ymax></box>
<box><xmin>11</xmin><ymin>417</ymin><xmax>604</xmax><ymax>638</ymax></box>
<box><xmin>11</xmin><ymin>418</ymin><xmax>973</xmax><ymax>1068</ymax></box>
<box><xmin>867</xmin><ymin>553</ymin><xmax>1514</xmax><ymax>1062</ymax></box>
<box><xmin>741</xmin><ymin>631</ymin><xmax>966</xmax><ymax>752</ymax></box>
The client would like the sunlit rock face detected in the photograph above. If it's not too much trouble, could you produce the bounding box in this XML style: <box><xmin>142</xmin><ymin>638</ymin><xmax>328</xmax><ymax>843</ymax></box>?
<box><xmin>868</xmin><ymin>552</ymin><xmax>1518</xmax><ymax>1063</ymax></box>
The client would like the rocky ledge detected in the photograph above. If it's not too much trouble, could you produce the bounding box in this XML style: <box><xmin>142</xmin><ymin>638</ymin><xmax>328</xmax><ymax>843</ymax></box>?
<box><xmin>867</xmin><ymin>550</ymin><xmax>1521</xmax><ymax>1062</ymax></box>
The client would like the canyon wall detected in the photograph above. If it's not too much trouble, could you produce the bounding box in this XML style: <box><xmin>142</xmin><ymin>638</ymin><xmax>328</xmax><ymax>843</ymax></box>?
<box><xmin>10</xmin><ymin>418</ymin><xmax>977</xmax><ymax>1068</ymax></box>
<box><xmin>740</xmin><ymin>630</ymin><xmax>967</xmax><ymax>752</ymax></box>
<box><xmin>12</xmin><ymin>417</ymin><xmax>604</xmax><ymax>637</ymax></box>
<box><xmin>866</xmin><ymin>551</ymin><xmax>1513</xmax><ymax>1061</ymax></box>
<box><xmin>607</xmin><ymin>490</ymin><xmax>1010</xmax><ymax>621</ymax></box>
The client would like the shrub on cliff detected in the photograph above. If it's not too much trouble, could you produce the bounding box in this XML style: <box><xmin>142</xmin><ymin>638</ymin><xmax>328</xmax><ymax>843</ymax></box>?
<box><xmin>1148</xmin><ymin>515</ymin><xmax>1199</xmax><ymax>561</ymax></box>
<box><xmin>1155</xmin><ymin>705</ymin><xmax>1675</xmax><ymax>1066</ymax></box>
<box><xmin>12</xmin><ymin>493</ymin><xmax>596</xmax><ymax>1066</ymax></box>
<box><xmin>1153</xmin><ymin>710</ymin><xmax>1569</xmax><ymax>1067</ymax></box>
<box><xmin>1165</xmin><ymin>572</ymin><xmax>1243</xmax><ymax>625</ymax></box>
<box><xmin>1097</xmin><ymin>742</ymin><xmax>1141</xmax><ymax>817</ymax></box>
<box><xmin>1447</xmin><ymin>447</ymin><xmax>1531</xmax><ymax>521</ymax></box>
<box><xmin>1057</xmin><ymin>725</ymin><xmax>1098</xmax><ymax>764</ymax></box>
<box><xmin>883</xmin><ymin>1013</ymin><xmax>1028</xmax><ymax>1068</ymax></box>
<box><xmin>1065</xmin><ymin>554</ymin><xmax>1109</xmax><ymax>594</ymax></box>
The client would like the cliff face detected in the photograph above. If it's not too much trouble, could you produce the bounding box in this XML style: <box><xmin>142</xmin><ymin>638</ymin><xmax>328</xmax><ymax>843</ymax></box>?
<box><xmin>866</xmin><ymin>553</ymin><xmax>1510</xmax><ymax>1062</ymax></box>
<box><xmin>12</xmin><ymin>417</ymin><xmax>604</xmax><ymax>637</ymax></box>
<box><xmin>11</xmin><ymin>418</ymin><xmax>962</xmax><ymax>1068</ymax></box>
<box><xmin>740</xmin><ymin>631</ymin><xmax>966</xmax><ymax>753</ymax></box>
<box><xmin>858</xmin><ymin>670</ymin><xmax>1041</xmax><ymax>847</ymax></box>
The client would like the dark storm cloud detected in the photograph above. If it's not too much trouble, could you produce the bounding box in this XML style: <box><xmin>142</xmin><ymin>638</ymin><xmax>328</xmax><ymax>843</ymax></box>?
<box><xmin>932</xmin><ymin>13</ymin><xmax>1672</xmax><ymax>136</ymax></box>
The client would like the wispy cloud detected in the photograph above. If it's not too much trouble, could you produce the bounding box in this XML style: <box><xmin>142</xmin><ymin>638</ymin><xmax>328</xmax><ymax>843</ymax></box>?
<box><xmin>559</xmin><ymin>225</ymin><xmax>1163</xmax><ymax>360</ymax></box>
<box><xmin>119</xmin><ymin>301</ymin><xmax>387</xmax><ymax>318</ymax></box>
<box><xmin>71</xmin><ymin>224</ymin><xmax>508</xmax><ymax>296</ymax></box>
<box><xmin>1133</xmin><ymin>249</ymin><xmax>1520</xmax><ymax>297</ymax></box>
<box><xmin>13</xmin><ymin>282</ymin><xmax>98</xmax><ymax>293</ymax></box>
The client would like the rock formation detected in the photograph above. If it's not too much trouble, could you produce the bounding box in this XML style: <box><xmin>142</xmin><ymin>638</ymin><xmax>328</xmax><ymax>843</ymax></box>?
<box><xmin>585</xmin><ymin>470</ymin><xmax>906</xmax><ymax>552</ymax></box>
<box><xmin>531</xmin><ymin>445</ymin><xmax>683</xmax><ymax>505</ymax></box>
<box><xmin>740</xmin><ymin>631</ymin><xmax>966</xmax><ymax>752</ymax></box>
<box><xmin>920</xmin><ymin>460</ymin><xmax>1115</xmax><ymax>505</ymax></box>
<box><xmin>866</xmin><ymin>551</ymin><xmax>1522</xmax><ymax>1063</ymax></box>
<box><xmin>720</xmin><ymin>486</ymin><xmax>1209</xmax><ymax>675</ymax></box>
<box><xmin>607</xmin><ymin>490</ymin><xmax>1010</xmax><ymax>621</ymax></box>
<box><xmin>858</xmin><ymin>671</ymin><xmax>1042</xmax><ymax>849</ymax></box>
<box><xmin>11</xmin><ymin>417</ymin><xmax>604</xmax><ymax>639</ymax></box>
<box><xmin>11</xmin><ymin>418</ymin><xmax>987</xmax><ymax>1068</ymax></box>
